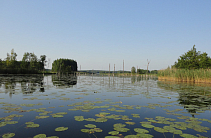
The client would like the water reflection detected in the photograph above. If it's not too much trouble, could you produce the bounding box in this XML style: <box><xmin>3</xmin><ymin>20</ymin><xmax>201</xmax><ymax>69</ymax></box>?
<box><xmin>52</xmin><ymin>75</ymin><xmax>77</xmax><ymax>87</ymax></box>
<box><xmin>0</xmin><ymin>75</ymin><xmax>44</xmax><ymax>97</ymax></box>
<box><xmin>131</xmin><ymin>75</ymin><xmax>158</xmax><ymax>84</ymax></box>
<box><xmin>158</xmin><ymin>81</ymin><xmax>211</xmax><ymax>115</ymax></box>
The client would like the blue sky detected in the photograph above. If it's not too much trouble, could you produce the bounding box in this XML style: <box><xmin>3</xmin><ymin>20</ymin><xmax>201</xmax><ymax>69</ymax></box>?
<box><xmin>1</xmin><ymin>0</ymin><xmax>211</xmax><ymax>71</ymax></box>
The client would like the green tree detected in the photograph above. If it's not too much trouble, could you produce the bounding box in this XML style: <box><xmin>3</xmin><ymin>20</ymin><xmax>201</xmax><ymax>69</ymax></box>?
<box><xmin>40</xmin><ymin>55</ymin><xmax>46</xmax><ymax>71</ymax></box>
<box><xmin>131</xmin><ymin>66</ymin><xmax>136</xmax><ymax>74</ymax></box>
<box><xmin>5</xmin><ymin>49</ymin><xmax>17</xmax><ymax>68</ymax></box>
<box><xmin>150</xmin><ymin>70</ymin><xmax>158</xmax><ymax>74</ymax></box>
<box><xmin>137</xmin><ymin>69</ymin><xmax>149</xmax><ymax>74</ymax></box>
<box><xmin>173</xmin><ymin>45</ymin><xmax>211</xmax><ymax>69</ymax></box>
<box><xmin>52</xmin><ymin>58</ymin><xmax>77</xmax><ymax>73</ymax></box>
<box><xmin>29</xmin><ymin>53</ymin><xmax>38</xmax><ymax>69</ymax></box>
<box><xmin>21</xmin><ymin>52</ymin><xmax>30</xmax><ymax>69</ymax></box>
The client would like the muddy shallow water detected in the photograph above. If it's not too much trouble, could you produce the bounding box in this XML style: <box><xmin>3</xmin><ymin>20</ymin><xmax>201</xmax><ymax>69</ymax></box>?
<box><xmin>0</xmin><ymin>75</ymin><xmax>211</xmax><ymax>138</ymax></box>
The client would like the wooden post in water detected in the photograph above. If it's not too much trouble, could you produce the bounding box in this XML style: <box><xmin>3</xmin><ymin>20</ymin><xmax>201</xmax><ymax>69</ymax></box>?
<box><xmin>113</xmin><ymin>64</ymin><xmax>115</xmax><ymax>76</ymax></box>
<box><xmin>109</xmin><ymin>63</ymin><xmax>110</xmax><ymax>76</ymax></box>
<box><xmin>123</xmin><ymin>60</ymin><xmax>124</xmax><ymax>75</ymax></box>
<box><xmin>146</xmin><ymin>59</ymin><xmax>150</xmax><ymax>77</ymax></box>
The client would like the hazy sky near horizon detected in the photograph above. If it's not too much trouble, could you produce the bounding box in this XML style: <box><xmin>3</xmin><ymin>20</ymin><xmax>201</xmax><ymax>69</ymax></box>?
<box><xmin>1</xmin><ymin>1</ymin><xmax>211</xmax><ymax>71</ymax></box>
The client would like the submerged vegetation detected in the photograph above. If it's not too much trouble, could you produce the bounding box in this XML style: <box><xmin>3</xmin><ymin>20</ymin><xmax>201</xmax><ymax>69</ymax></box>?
<box><xmin>158</xmin><ymin>45</ymin><xmax>211</xmax><ymax>83</ymax></box>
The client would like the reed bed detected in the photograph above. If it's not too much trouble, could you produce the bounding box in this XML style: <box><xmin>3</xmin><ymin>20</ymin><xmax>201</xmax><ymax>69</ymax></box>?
<box><xmin>158</xmin><ymin>68</ymin><xmax>211</xmax><ymax>83</ymax></box>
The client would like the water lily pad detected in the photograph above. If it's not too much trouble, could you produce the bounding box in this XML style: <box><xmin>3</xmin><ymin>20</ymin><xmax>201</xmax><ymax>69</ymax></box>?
<box><xmin>56</xmin><ymin>112</ymin><xmax>67</xmax><ymax>115</ymax></box>
<box><xmin>52</xmin><ymin>115</ymin><xmax>63</xmax><ymax>118</ymax></box>
<box><xmin>113</xmin><ymin>123</ymin><xmax>126</xmax><ymax>128</ymax></box>
<box><xmin>95</xmin><ymin>118</ymin><xmax>108</xmax><ymax>122</ymax></box>
<box><xmin>33</xmin><ymin>134</ymin><xmax>46</xmax><ymax>138</ymax></box>
<box><xmin>93</xmin><ymin>128</ymin><xmax>103</xmax><ymax>132</ymax></box>
<box><xmin>74</xmin><ymin>116</ymin><xmax>84</xmax><ymax>121</ymax></box>
<box><xmin>6</xmin><ymin>121</ymin><xmax>18</xmax><ymax>124</ymax></box>
<box><xmin>84</xmin><ymin>118</ymin><xmax>95</xmax><ymax>121</ymax></box>
<box><xmin>2</xmin><ymin>133</ymin><xmax>15</xmax><ymax>138</ymax></box>
<box><xmin>81</xmin><ymin>129</ymin><xmax>90</xmax><ymax>133</ymax></box>
<box><xmin>68</xmin><ymin>109</ymin><xmax>79</xmax><ymax>111</ymax></box>
<box><xmin>134</xmin><ymin>128</ymin><xmax>149</xmax><ymax>133</ymax></box>
<box><xmin>27</xmin><ymin>123</ymin><xmax>40</xmax><ymax>128</ymax></box>
<box><xmin>114</xmin><ymin>127</ymin><xmax>130</xmax><ymax>132</ymax></box>
<box><xmin>84</xmin><ymin>124</ymin><xmax>96</xmax><ymax>128</ymax></box>
<box><xmin>141</xmin><ymin>124</ymin><xmax>154</xmax><ymax>128</ymax></box>
<box><xmin>154</xmin><ymin>127</ymin><xmax>168</xmax><ymax>133</ymax></box>
<box><xmin>99</xmin><ymin>112</ymin><xmax>110</xmax><ymax>115</ymax></box>
<box><xmin>136</xmin><ymin>133</ymin><xmax>154</xmax><ymax>138</ymax></box>
<box><xmin>36</xmin><ymin>116</ymin><xmax>49</xmax><ymax>119</ymax></box>
<box><xmin>124</xmin><ymin>135</ymin><xmax>138</xmax><ymax>138</ymax></box>
<box><xmin>25</xmin><ymin>122</ymin><xmax>34</xmax><ymax>125</ymax></box>
<box><xmin>55</xmin><ymin>127</ymin><xmax>68</xmax><ymax>131</ymax></box>
<box><xmin>125</xmin><ymin>122</ymin><xmax>135</xmax><ymax>125</ymax></box>
<box><xmin>108</xmin><ymin>131</ymin><xmax>119</xmax><ymax>135</ymax></box>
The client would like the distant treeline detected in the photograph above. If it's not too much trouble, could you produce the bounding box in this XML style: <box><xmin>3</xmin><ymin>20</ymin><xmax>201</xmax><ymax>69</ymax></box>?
<box><xmin>79</xmin><ymin>70</ymin><xmax>130</xmax><ymax>74</ymax></box>
<box><xmin>137</xmin><ymin>69</ymin><xmax>158</xmax><ymax>74</ymax></box>
<box><xmin>78</xmin><ymin>69</ymin><xmax>158</xmax><ymax>74</ymax></box>
<box><xmin>52</xmin><ymin>58</ymin><xmax>77</xmax><ymax>73</ymax></box>
<box><xmin>0</xmin><ymin>49</ymin><xmax>46</xmax><ymax>74</ymax></box>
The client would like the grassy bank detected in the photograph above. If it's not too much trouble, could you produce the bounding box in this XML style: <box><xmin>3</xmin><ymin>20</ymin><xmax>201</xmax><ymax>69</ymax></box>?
<box><xmin>158</xmin><ymin>68</ymin><xmax>211</xmax><ymax>83</ymax></box>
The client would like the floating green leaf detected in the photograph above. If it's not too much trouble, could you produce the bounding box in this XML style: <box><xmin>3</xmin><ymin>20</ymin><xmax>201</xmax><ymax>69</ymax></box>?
<box><xmin>74</xmin><ymin>116</ymin><xmax>84</xmax><ymax>121</ymax></box>
<box><xmin>2</xmin><ymin>133</ymin><xmax>15</xmax><ymax>138</ymax></box>
<box><xmin>141</xmin><ymin>124</ymin><xmax>154</xmax><ymax>128</ymax></box>
<box><xmin>108</xmin><ymin>131</ymin><xmax>119</xmax><ymax>135</ymax></box>
<box><xmin>113</xmin><ymin>123</ymin><xmax>126</xmax><ymax>128</ymax></box>
<box><xmin>105</xmin><ymin>136</ymin><xmax>119</xmax><ymax>138</ymax></box>
<box><xmin>84</xmin><ymin>118</ymin><xmax>95</xmax><ymax>121</ymax></box>
<box><xmin>36</xmin><ymin>116</ymin><xmax>49</xmax><ymax>119</ymax></box>
<box><xmin>33</xmin><ymin>134</ymin><xmax>46</xmax><ymax>138</ymax></box>
<box><xmin>134</xmin><ymin>128</ymin><xmax>149</xmax><ymax>133</ymax></box>
<box><xmin>154</xmin><ymin>127</ymin><xmax>168</xmax><ymax>133</ymax></box>
<box><xmin>180</xmin><ymin>133</ymin><xmax>198</xmax><ymax>138</ymax></box>
<box><xmin>114</xmin><ymin>127</ymin><xmax>130</xmax><ymax>132</ymax></box>
<box><xmin>84</xmin><ymin>124</ymin><xmax>96</xmax><ymax>128</ymax></box>
<box><xmin>81</xmin><ymin>129</ymin><xmax>90</xmax><ymax>133</ymax></box>
<box><xmin>136</xmin><ymin>133</ymin><xmax>154</xmax><ymax>138</ymax></box>
<box><xmin>27</xmin><ymin>123</ymin><xmax>40</xmax><ymax>128</ymax></box>
<box><xmin>95</xmin><ymin>118</ymin><xmax>108</xmax><ymax>122</ymax></box>
<box><xmin>125</xmin><ymin>122</ymin><xmax>135</xmax><ymax>125</ymax></box>
<box><xmin>124</xmin><ymin>135</ymin><xmax>138</xmax><ymax>138</ymax></box>
<box><xmin>55</xmin><ymin>127</ymin><xmax>68</xmax><ymax>131</ymax></box>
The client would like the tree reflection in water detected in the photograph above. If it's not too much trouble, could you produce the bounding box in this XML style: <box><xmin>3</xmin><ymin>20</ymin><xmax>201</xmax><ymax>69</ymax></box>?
<box><xmin>157</xmin><ymin>81</ymin><xmax>211</xmax><ymax>116</ymax></box>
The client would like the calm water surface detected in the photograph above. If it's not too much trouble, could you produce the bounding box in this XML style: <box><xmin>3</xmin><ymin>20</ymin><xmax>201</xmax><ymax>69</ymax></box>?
<box><xmin>0</xmin><ymin>75</ymin><xmax>211</xmax><ymax>138</ymax></box>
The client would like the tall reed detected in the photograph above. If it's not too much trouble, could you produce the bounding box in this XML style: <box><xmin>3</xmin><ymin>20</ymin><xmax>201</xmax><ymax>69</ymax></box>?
<box><xmin>158</xmin><ymin>68</ymin><xmax>211</xmax><ymax>83</ymax></box>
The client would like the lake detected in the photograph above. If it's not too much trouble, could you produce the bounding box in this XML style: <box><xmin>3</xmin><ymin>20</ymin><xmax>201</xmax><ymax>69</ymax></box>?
<box><xmin>0</xmin><ymin>75</ymin><xmax>211</xmax><ymax>138</ymax></box>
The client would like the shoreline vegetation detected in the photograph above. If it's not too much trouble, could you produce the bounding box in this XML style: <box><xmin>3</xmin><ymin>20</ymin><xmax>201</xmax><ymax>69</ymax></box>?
<box><xmin>158</xmin><ymin>45</ymin><xmax>211</xmax><ymax>84</ymax></box>
<box><xmin>0</xmin><ymin>49</ymin><xmax>47</xmax><ymax>74</ymax></box>
<box><xmin>158</xmin><ymin>68</ymin><xmax>211</xmax><ymax>83</ymax></box>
